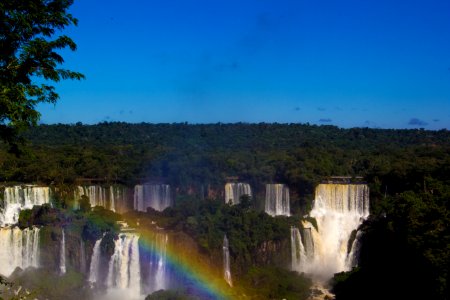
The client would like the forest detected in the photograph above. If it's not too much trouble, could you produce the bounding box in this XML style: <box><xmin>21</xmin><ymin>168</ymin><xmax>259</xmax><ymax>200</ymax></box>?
<box><xmin>0</xmin><ymin>122</ymin><xmax>449</xmax><ymax>300</ymax></box>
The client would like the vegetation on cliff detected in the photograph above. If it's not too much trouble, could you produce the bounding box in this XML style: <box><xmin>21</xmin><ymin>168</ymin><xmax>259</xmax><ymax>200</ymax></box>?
<box><xmin>1</xmin><ymin>122</ymin><xmax>448</xmax><ymax>299</ymax></box>
<box><xmin>332</xmin><ymin>177</ymin><xmax>449</xmax><ymax>300</ymax></box>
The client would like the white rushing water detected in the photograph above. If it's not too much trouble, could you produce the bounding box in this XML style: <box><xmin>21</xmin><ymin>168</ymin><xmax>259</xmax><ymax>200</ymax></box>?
<box><xmin>133</xmin><ymin>184</ymin><xmax>172</xmax><ymax>212</ymax></box>
<box><xmin>292</xmin><ymin>184</ymin><xmax>369</xmax><ymax>280</ymax></box>
<box><xmin>89</xmin><ymin>231</ymin><xmax>170</xmax><ymax>298</ymax></box>
<box><xmin>74</xmin><ymin>185</ymin><xmax>128</xmax><ymax>212</ymax></box>
<box><xmin>0</xmin><ymin>186</ymin><xmax>50</xmax><ymax>226</ymax></box>
<box><xmin>88</xmin><ymin>238</ymin><xmax>103</xmax><ymax>283</ymax></box>
<box><xmin>144</xmin><ymin>232</ymin><xmax>169</xmax><ymax>293</ymax></box>
<box><xmin>0</xmin><ymin>227</ymin><xmax>40</xmax><ymax>276</ymax></box>
<box><xmin>75</xmin><ymin>186</ymin><xmax>107</xmax><ymax>210</ymax></box>
<box><xmin>224</xmin><ymin>183</ymin><xmax>252</xmax><ymax>205</ymax></box>
<box><xmin>108</xmin><ymin>185</ymin><xmax>128</xmax><ymax>213</ymax></box>
<box><xmin>265</xmin><ymin>184</ymin><xmax>290</xmax><ymax>216</ymax></box>
<box><xmin>291</xmin><ymin>227</ymin><xmax>307</xmax><ymax>271</ymax></box>
<box><xmin>60</xmin><ymin>229</ymin><xmax>66</xmax><ymax>275</ymax></box>
<box><xmin>107</xmin><ymin>233</ymin><xmax>141</xmax><ymax>298</ymax></box>
<box><xmin>223</xmin><ymin>235</ymin><xmax>233</xmax><ymax>287</ymax></box>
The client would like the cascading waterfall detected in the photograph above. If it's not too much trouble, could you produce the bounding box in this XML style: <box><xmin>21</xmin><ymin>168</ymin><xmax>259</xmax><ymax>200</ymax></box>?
<box><xmin>0</xmin><ymin>186</ymin><xmax>50</xmax><ymax>226</ymax></box>
<box><xmin>292</xmin><ymin>183</ymin><xmax>369</xmax><ymax>279</ymax></box>
<box><xmin>88</xmin><ymin>237</ymin><xmax>103</xmax><ymax>283</ymax></box>
<box><xmin>74</xmin><ymin>185</ymin><xmax>129</xmax><ymax>212</ymax></box>
<box><xmin>89</xmin><ymin>231</ymin><xmax>170</xmax><ymax>297</ymax></box>
<box><xmin>265</xmin><ymin>184</ymin><xmax>290</xmax><ymax>216</ymax></box>
<box><xmin>60</xmin><ymin>229</ymin><xmax>66</xmax><ymax>275</ymax></box>
<box><xmin>109</xmin><ymin>186</ymin><xmax>115</xmax><ymax>212</ymax></box>
<box><xmin>224</xmin><ymin>183</ymin><xmax>252</xmax><ymax>205</ymax></box>
<box><xmin>107</xmin><ymin>233</ymin><xmax>141</xmax><ymax>298</ymax></box>
<box><xmin>223</xmin><ymin>235</ymin><xmax>232</xmax><ymax>287</ymax></box>
<box><xmin>109</xmin><ymin>185</ymin><xmax>128</xmax><ymax>213</ymax></box>
<box><xmin>133</xmin><ymin>184</ymin><xmax>172</xmax><ymax>212</ymax></box>
<box><xmin>143</xmin><ymin>232</ymin><xmax>169</xmax><ymax>294</ymax></box>
<box><xmin>0</xmin><ymin>227</ymin><xmax>40</xmax><ymax>276</ymax></box>
<box><xmin>302</xmin><ymin>227</ymin><xmax>314</xmax><ymax>259</ymax></box>
<box><xmin>346</xmin><ymin>230</ymin><xmax>364</xmax><ymax>269</ymax></box>
<box><xmin>75</xmin><ymin>186</ymin><xmax>107</xmax><ymax>210</ymax></box>
<box><xmin>290</xmin><ymin>227</ymin><xmax>307</xmax><ymax>271</ymax></box>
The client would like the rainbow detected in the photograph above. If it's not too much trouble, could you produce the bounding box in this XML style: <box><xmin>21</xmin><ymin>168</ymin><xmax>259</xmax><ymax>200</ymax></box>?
<box><xmin>138</xmin><ymin>229</ymin><xmax>238</xmax><ymax>299</ymax></box>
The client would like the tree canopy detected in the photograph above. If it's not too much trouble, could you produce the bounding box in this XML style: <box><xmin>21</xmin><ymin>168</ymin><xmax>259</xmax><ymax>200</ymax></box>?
<box><xmin>0</xmin><ymin>0</ymin><xmax>84</xmax><ymax>147</ymax></box>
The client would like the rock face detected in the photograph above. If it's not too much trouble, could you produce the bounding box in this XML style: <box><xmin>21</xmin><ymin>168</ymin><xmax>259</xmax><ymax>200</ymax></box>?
<box><xmin>38</xmin><ymin>226</ymin><xmax>86</xmax><ymax>274</ymax></box>
<box><xmin>255</xmin><ymin>239</ymin><xmax>291</xmax><ymax>267</ymax></box>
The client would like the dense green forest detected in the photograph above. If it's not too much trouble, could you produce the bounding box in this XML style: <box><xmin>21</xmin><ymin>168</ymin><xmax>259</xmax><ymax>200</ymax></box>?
<box><xmin>1</xmin><ymin>122</ymin><xmax>449</xmax><ymax>299</ymax></box>
<box><xmin>2</xmin><ymin>123</ymin><xmax>450</xmax><ymax>210</ymax></box>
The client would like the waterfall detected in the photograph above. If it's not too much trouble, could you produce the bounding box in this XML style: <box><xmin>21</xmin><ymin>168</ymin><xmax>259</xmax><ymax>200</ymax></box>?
<box><xmin>223</xmin><ymin>235</ymin><xmax>232</xmax><ymax>287</ymax></box>
<box><xmin>133</xmin><ymin>184</ymin><xmax>172</xmax><ymax>212</ymax></box>
<box><xmin>74</xmin><ymin>185</ymin><xmax>129</xmax><ymax>212</ymax></box>
<box><xmin>302</xmin><ymin>227</ymin><xmax>314</xmax><ymax>259</ymax></box>
<box><xmin>265</xmin><ymin>184</ymin><xmax>290</xmax><ymax>216</ymax></box>
<box><xmin>346</xmin><ymin>230</ymin><xmax>364</xmax><ymax>268</ymax></box>
<box><xmin>60</xmin><ymin>229</ymin><xmax>66</xmax><ymax>275</ymax></box>
<box><xmin>109</xmin><ymin>185</ymin><xmax>128</xmax><ymax>213</ymax></box>
<box><xmin>0</xmin><ymin>227</ymin><xmax>40</xmax><ymax>276</ymax></box>
<box><xmin>88</xmin><ymin>238</ymin><xmax>103</xmax><ymax>283</ymax></box>
<box><xmin>290</xmin><ymin>227</ymin><xmax>307</xmax><ymax>271</ymax></box>
<box><xmin>0</xmin><ymin>186</ymin><xmax>50</xmax><ymax>226</ymax></box>
<box><xmin>75</xmin><ymin>186</ymin><xmax>107</xmax><ymax>210</ymax></box>
<box><xmin>106</xmin><ymin>233</ymin><xmax>141</xmax><ymax>297</ymax></box>
<box><xmin>224</xmin><ymin>183</ymin><xmax>252</xmax><ymax>205</ymax></box>
<box><xmin>142</xmin><ymin>232</ymin><xmax>169</xmax><ymax>294</ymax></box>
<box><xmin>293</xmin><ymin>184</ymin><xmax>369</xmax><ymax>280</ymax></box>
<box><xmin>109</xmin><ymin>186</ymin><xmax>115</xmax><ymax>212</ymax></box>
<box><xmin>134</xmin><ymin>185</ymin><xmax>144</xmax><ymax>212</ymax></box>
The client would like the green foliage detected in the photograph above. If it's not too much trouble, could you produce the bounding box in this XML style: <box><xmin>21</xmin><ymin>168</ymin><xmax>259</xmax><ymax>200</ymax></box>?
<box><xmin>81</xmin><ymin>207</ymin><xmax>120</xmax><ymax>241</ymax></box>
<box><xmin>0</xmin><ymin>274</ymin><xmax>37</xmax><ymax>300</ymax></box>
<box><xmin>18</xmin><ymin>204</ymin><xmax>60</xmax><ymax>227</ymax></box>
<box><xmin>18</xmin><ymin>208</ymin><xmax>33</xmax><ymax>227</ymax></box>
<box><xmin>159</xmin><ymin>197</ymin><xmax>295</xmax><ymax>270</ymax></box>
<box><xmin>332</xmin><ymin>176</ymin><xmax>450</xmax><ymax>300</ymax></box>
<box><xmin>79</xmin><ymin>195</ymin><xmax>91</xmax><ymax>212</ymax></box>
<box><xmin>1</xmin><ymin>123</ymin><xmax>449</xmax><ymax>299</ymax></box>
<box><xmin>17</xmin><ymin>201</ymin><xmax>120</xmax><ymax>244</ymax></box>
<box><xmin>9</xmin><ymin>268</ymin><xmax>90</xmax><ymax>300</ymax></box>
<box><xmin>242</xmin><ymin>266</ymin><xmax>312</xmax><ymax>300</ymax></box>
<box><xmin>0</xmin><ymin>0</ymin><xmax>84</xmax><ymax>148</ymax></box>
<box><xmin>0</xmin><ymin>123</ymin><xmax>449</xmax><ymax>209</ymax></box>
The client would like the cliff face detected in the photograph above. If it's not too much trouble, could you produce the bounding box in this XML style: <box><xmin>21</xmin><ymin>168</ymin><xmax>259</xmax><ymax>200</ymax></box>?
<box><xmin>39</xmin><ymin>226</ymin><xmax>96</xmax><ymax>274</ymax></box>
<box><xmin>255</xmin><ymin>239</ymin><xmax>291</xmax><ymax>267</ymax></box>
<box><xmin>39</xmin><ymin>227</ymin><xmax>65</xmax><ymax>272</ymax></box>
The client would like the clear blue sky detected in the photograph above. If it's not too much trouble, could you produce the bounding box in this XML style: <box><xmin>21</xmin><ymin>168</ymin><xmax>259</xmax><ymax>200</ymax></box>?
<box><xmin>38</xmin><ymin>0</ymin><xmax>450</xmax><ymax>129</ymax></box>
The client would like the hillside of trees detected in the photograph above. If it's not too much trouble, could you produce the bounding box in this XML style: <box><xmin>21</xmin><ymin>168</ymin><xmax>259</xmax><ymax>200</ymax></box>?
<box><xmin>1</xmin><ymin>123</ymin><xmax>449</xmax><ymax>207</ymax></box>
<box><xmin>1</xmin><ymin>122</ymin><xmax>449</xmax><ymax>299</ymax></box>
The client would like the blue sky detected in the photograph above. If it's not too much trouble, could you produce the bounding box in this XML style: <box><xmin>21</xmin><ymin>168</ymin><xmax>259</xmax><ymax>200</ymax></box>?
<box><xmin>38</xmin><ymin>0</ymin><xmax>450</xmax><ymax>129</ymax></box>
